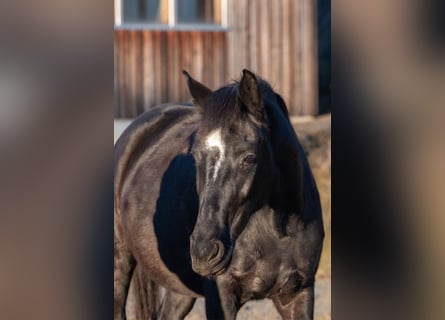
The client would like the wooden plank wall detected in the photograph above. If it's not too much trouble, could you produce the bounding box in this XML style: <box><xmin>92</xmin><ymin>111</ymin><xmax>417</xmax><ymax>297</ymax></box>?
<box><xmin>114</xmin><ymin>30</ymin><xmax>228</xmax><ymax>118</ymax></box>
<box><xmin>114</xmin><ymin>0</ymin><xmax>317</xmax><ymax>118</ymax></box>
<box><xmin>226</xmin><ymin>0</ymin><xmax>317</xmax><ymax>116</ymax></box>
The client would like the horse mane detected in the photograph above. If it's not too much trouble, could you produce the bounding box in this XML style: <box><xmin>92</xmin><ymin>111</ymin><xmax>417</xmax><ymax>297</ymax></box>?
<box><xmin>200</xmin><ymin>78</ymin><xmax>290</xmax><ymax>128</ymax></box>
<box><xmin>200</xmin><ymin>83</ymin><xmax>238</xmax><ymax>128</ymax></box>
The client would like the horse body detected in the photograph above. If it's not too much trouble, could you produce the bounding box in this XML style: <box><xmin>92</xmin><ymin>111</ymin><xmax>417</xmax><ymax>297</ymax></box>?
<box><xmin>114</xmin><ymin>70</ymin><xmax>324</xmax><ymax>320</ymax></box>
<box><xmin>114</xmin><ymin>104</ymin><xmax>204</xmax><ymax>296</ymax></box>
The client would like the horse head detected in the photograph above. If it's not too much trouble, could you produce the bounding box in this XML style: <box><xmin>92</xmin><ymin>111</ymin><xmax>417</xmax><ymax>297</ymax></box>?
<box><xmin>183</xmin><ymin>70</ymin><xmax>276</xmax><ymax>276</ymax></box>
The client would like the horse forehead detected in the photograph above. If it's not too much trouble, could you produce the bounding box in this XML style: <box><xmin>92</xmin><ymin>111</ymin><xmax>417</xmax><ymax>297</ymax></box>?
<box><xmin>202</xmin><ymin>125</ymin><xmax>258</xmax><ymax>151</ymax></box>
<box><xmin>204</xmin><ymin>129</ymin><xmax>225</xmax><ymax>151</ymax></box>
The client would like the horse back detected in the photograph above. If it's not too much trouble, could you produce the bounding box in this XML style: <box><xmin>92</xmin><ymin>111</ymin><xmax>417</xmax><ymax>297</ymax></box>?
<box><xmin>114</xmin><ymin>104</ymin><xmax>204</xmax><ymax>296</ymax></box>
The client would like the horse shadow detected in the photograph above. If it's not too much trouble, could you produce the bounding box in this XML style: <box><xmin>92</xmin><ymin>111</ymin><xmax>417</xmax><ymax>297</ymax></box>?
<box><xmin>152</xmin><ymin>150</ymin><xmax>204</xmax><ymax>293</ymax></box>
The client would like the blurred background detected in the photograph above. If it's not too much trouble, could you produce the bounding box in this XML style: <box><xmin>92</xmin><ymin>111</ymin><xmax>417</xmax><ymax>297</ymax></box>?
<box><xmin>1</xmin><ymin>0</ymin><xmax>445</xmax><ymax>320</ymax></box>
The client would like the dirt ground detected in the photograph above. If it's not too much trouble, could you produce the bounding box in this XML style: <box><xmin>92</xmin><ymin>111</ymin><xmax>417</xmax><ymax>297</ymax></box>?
<box><xmin>185</xmin><ymin>276</ymin><xmax>331</xmax><ymax>320</ymax></box>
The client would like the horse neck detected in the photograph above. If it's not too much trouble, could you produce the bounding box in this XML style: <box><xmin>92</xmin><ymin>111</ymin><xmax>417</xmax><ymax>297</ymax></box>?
<box><xmin>265</xmin><ymin>102</ymin><xmax>320</xmax><ymax>232</ymax></box>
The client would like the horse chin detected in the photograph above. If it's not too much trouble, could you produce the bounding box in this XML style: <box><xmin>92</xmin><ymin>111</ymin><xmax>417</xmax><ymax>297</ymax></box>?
<box><xmin>209</xmin><ymin>247</ymin><xmax>233</xmax><ymax>277</ymax></box>
<box><xmin>193</xmin><ymin>249</ymin><xmax>233</xmax><ymax>277</ymax></box>
<box><xmin>210</xmin><ymin>262</ymin><xmax>229</xmax><ymax>277</ymax></box>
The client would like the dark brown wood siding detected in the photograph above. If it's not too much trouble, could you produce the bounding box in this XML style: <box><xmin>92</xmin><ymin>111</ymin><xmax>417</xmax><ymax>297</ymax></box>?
<box><xmin>226</xmin><ymin>0</ymin><xmax>318</xmax><ymax>116</ymax></box>
<box><xmin>115</xmin><ymin>30</ymin><xmax>228</xmax><ymax>118</ymax></box>
<box><xmin>114</xmin><ymin>0</ymin><xmax>317</xmax><ymax>118</ymax></box>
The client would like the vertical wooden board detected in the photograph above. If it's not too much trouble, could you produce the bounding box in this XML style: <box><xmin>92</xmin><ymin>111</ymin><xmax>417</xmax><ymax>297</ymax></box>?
<box><xmin>142</xmin><ymin>31</ymin><xmax>155</xmax><ymax>111</ymax></box>
<box><xmin>270</xmin><ymin>0</ymin><xmax>283</xmax><ymax>91</ymax></box>
<box><xmin>119</xmin><ymin>31</ymin><xmax>126</xmax><ymax>117</ymax></box>
<box><xmin>177</xmin><ymin>32</ymin><xmax>184</xmax><ymax>103</ymax></box>
<box><xmin>300</xmin><ymin>0</ymin><xmax>317</xmax><ymax>115</ymax></box>
<box><xmin>221</xmin><ymin>32</ymin><xmax>229</xmax><ymax>83</ymax></box>
<box><xmin>207</xmin><ymin>32</ymin><xmax>214</xmax><ymax>87</ymax></box>
<box><xmin>128</xmin><ymin>31</ymin><xmax>134</xmax><ymax>116</ymax></box>
<box><xmin>121</xmin><ymin>32</ymin><xmax>129</xmax><ymax>117</ymax></box>
<box><xmin>135</xmin><ymin>31</ymin><xmax>144</xmax><ymax>115</ymax></box>
<box><xmin>179</xmin><ymin>32</ymin><xmax>192</xmax><ymax>103</ymax></box>
<box><xmin>207</xmin><ymin>32</ymin><xmax>216</xmax><ymax>88</ymax></box>
<box><xmin>248</xmin><ymin>0</ymin><xmax>258</xmax><ymax>74</ymax></box>
<box><xmin>212</xmin><ymin>32</ymin><xmax>223</xmax><ymax>89</ymax></box>
<box><xmin>187</xmin><ymin>33</ymin><xmax>196</xmax><ymax>86</ymax></box>
<box><xmin>176</xmin><ymin>32</ymin><xmax>184</xmax><ymax>102</ymax></box>
<box><xmin>159</xmin><ymin>31</ymin><xmax>167</xmax><ymax>104</ymax></box>
<box><xmin>202</xmin><ymin>32</ymin><xmax>214</xmax><ymax>88</ymax></box>
<box><xmin>281</xmin><ymin>0</ymin><xmax>293</xmax><ymax>111</ymax></box>
<box><xmin>130</xmin><ymin>31</ymin><xmax>139</xmax><ymax>117</ymax></box>
<box><xmin>295</xmin><ymin>0</ymin><xmax>316</xmax><ymax>114</ymax></box>
<box><xmin>159</xmin><ymin>31</ymin><xmax>166</xmax><ymax>104</ymax></box>
<box><xmin>215</xmin><ymin>32</ymin><xmax>226</xmax><ymax>87</ymax></box>
<box><xmin>243</xmin><ymin>0</ymin><xmax>251</xmax><ymax>70</ymax></box>
<box><xmin>117</xmin><ymin>31</ymin><xmax>124</xmax><ymax>117</ymax></box>
<box><xmin>229</xmin><ymin>0</ymin><xmax>248</xmax><ymax>78</ymax></box>
<box><xmin>160</xmin><ymin>32</ymin><xmax>169</xmax><ymax>103</ymax></box>
<box><xmin>123</xmin><ymin>31</ymin><xmax>131</xmax><ymax>118</ymax></box>
<box><xmin>291</xmin><ymin>0</ymin><xmax>302</xmax><ymax>115</ymax></box>
<box><xmin>165</xmin><ymin>31</ymin><xmax>175</xmax><ymax>103</ymax></box>
<box><xmin>298</xmin><ymin>0</ymin><xmax>309</xmax><ymax>115</ymax></box>
<box><xmin>220</xmin><ymin>32</ymin><xmax>227</xmax><ymax>86</ymax></box>
<box><xmin>193</xmin><ymin>32</ymin><xmax>201</xmax><ymax>94</ymax></box>
<box><xmin>259</xmin><ymin>0</ymin><xmax>270</xmax><ymax>79</ymax></box>
<box><xmin>300</xmin><ymin>0</ymin><xmax>308</xmax><ymax>115</ymax></box>
<box><xmin>116</xmin><ymin>31</ymin><xmax>121</xmax><ymax>117</ymax></box>
<box><xmin>169</xmin><ymin>32</ymin><xmax>181</xmax><ymax>103</ymax></box>
<box><xmin>299</xmin><ymin>0</ymin><xmax>308</xmax><ymax>115</ymax></box>
<box><xmin>226</xmin><ymin>0</ymin><xmax>236</xmax><ymax>78</ymax></box>
<box><xmin>152</xmin><ymin>31</ymin><xmax>162</xmax><ymax>107</ymax></box>
<box><xmin>178</xmin><ymin>32</ymin><xmax>187</xmax><ymax>103</ymax></box>
<box><xmin>128</xmin><ymin>31</ymin><xmax>135</xmax><ymax>117</ymax></box>
<box><xmin>114</xmin><ymin>31</ymin><xmax>120</xmax><ymax>117</ymax></box>
<box><xmin>184</xmin><ymin>32</ymin><xmax>193</xmax><ymax>74</ymax></box>
<box><xmin>277</xmin><ymin>0</ymin><xmax>284</xmax><ymax>92</ymax></box>
<box><xmin>193</xmin><ymin>32</ymin><xmax>204</xmax><ymax>88</ymax></box>
<box><xmin>215</xmin><ymin>32</ymin><xmax>222</xmax><ymax>85</ymax></box>
<box><xmin>242</xmin><ymin>0</ymin><xmax>250</xmax><ymax>73</ymax></box>
<box><xmin>188</xmin><ymin>32</ymin><xmax>196</xmax><ymax>84</ymax></box>
<box><xmin>311</xmin><ymin>0</ymin><xmax>318</xmax><ymax>115</ymax></box>
<box><xmin>200</xmin><ymin>32</ymin><xmax>206</xmax><ymax>86</ymax></box>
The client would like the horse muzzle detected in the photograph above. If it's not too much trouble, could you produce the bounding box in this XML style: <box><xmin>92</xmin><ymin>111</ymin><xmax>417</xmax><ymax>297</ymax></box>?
<box><xmin>190</xmin><ymin>239</ymin><xmax>229</xmax><ymax>276</ymax></box>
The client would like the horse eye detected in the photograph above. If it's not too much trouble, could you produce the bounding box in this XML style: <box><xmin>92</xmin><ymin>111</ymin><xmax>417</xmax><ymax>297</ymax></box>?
<box><xmin>242</xmin><ymin>154</ymin><xmax>257</xmax><ymax>165</ymax></box>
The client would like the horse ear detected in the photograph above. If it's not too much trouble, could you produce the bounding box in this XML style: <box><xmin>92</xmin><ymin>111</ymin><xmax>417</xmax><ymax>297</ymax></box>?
<box><xmin>182</xmin><ymin>70</ymin><xmax>212</xmax><ymax>106</ymax></box>
<box><xmin>238</xmin><ymin>69</ymin><xmax>265</xmax><ymax>123</ymax></box>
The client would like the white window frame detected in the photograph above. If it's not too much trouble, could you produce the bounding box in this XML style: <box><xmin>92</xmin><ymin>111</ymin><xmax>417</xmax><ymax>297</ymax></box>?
<box><xmin>115</xmin><ymin>0</ymin><xmax>228</xmax><ymax>31</ymax></box>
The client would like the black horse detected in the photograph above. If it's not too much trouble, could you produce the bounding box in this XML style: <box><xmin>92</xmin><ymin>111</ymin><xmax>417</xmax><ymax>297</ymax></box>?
<box><xmin>114</xmin><ymin>70</ymin><xmax>324</xmax><ymax>320</ymax></box>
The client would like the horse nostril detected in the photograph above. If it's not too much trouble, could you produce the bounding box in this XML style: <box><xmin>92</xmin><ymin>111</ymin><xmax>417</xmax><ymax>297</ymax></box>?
<box><xmin>207</xmin><ymin>241</ymin><xmax>224</xmax><ymax>263</ymax></box>
<box><xmin>207</xmin><ymin>243</ymin><xmax>220</xmax><ymax>261</ymax></box>
<box><xmin>191</xmin><ymin>238</ymin><xmax>225</xmax><ymax>264</ymax></box>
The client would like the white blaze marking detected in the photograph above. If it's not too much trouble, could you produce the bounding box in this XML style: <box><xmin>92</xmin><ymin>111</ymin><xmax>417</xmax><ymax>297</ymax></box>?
<box><xmin>205</xmin><ymin>129</ymin><xmax>225</xmax><ymax>180</ymax></box>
